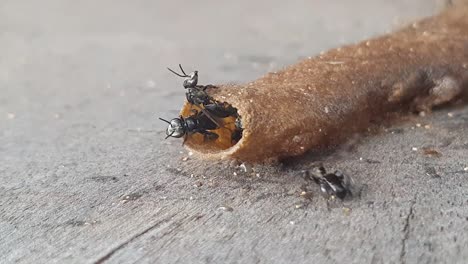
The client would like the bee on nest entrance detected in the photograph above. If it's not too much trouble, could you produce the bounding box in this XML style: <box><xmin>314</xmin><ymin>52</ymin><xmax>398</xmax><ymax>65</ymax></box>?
<box><xmin>159</xmin><ymin>64</ymin><xmax>243</xmax><ymax>150</ymax></box>
<box><xmin>180</xmin><ymin>101</ymin><xmax>243</xmax><ymax>150</ymax></box>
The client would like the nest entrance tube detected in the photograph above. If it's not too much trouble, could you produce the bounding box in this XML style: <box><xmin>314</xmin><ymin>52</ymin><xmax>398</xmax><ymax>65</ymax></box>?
<box><xmin>180</xmin><ymin>5</ymin><xmax>468</xmax><ymax>162</ymax></box>
<box><xmin>180</xmin><ymin>99</ymin><xmax>244</xmax><ymax>153</ymax></box>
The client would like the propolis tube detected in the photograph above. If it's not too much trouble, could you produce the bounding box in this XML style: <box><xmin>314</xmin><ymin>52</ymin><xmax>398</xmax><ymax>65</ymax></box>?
<box><xmin>181</xmin><ymin>5</ymin><xmax>468</xmax><ymax>162</ymax></box>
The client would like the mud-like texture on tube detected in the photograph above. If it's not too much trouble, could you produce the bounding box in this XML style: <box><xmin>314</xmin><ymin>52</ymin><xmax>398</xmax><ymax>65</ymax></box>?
<box><xmin>182</xmin><ymin>5</ymin><xmax>468</xmax><ymax>162</ymax></box>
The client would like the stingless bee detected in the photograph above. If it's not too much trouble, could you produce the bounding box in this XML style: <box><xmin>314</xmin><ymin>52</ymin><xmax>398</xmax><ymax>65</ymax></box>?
<box><xmin>164</xmin><ymin>64</ymin><xmax>243</xmax><ymax>144</ymax></box>
<box><xmin>304</xmin><ymin>166</ymin><xmax>352</xmax><ymax>199</ymax></box>
<box><xmin>167</xmin><ymin>64</ymin><xmax>238</xmax><ymax>119</ymax></box>
<box><xmin>167</xmin><ymin>64</ymin><xmax>212</xmax><ymax>105</ymax></box>
<box><xmin>159</xmin><ymin>110</ymin><xmax>220</xmax><ymax>143</ymax></box>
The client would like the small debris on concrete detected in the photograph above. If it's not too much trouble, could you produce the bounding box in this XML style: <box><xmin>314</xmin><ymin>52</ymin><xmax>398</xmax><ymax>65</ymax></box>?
<box><xmin>294</xmin><ymin>203</ymin><xmax>305</xmax><ymax>209</ymax></box>
<box><xmin>64</xmin><ymin>219</ymin><xmax>100</xmax><ymax>227</ymax></box>
<box><xmin>388</xmin><ymin>128</ymin><xmax>404</xmax><ymax>134</ymax></box>
<box><xmin>448</xmin><ymin>112</ymin><xmax>454</xmax><ymax>118</ymax></box>
<box><xmin>412</xmin><ymin>147</ymin><xmax>418</xmax><ymax>151</ymax></box>
<box><xmin>182</xmin><ymin>157</ymin><xmax>189</xmax><ymax>161</ymax></box>
<box><xmin>121</xmin><ymin>193</ymin><xmax>143</xmax><ymax>203</ymax></box>
<box><xmin>300</xmin><ymin>191</ymin><xmax>313</xmax><ymax>200</ymax></box>
<box><xmin>343</xmin><ymin>207</ymin><xmax>351</xmax><ymax>216</ymax></box>
<box><xmin>194</xmin><ymin>181</ymin><xmax>203</xmax><ymax>188</ymax></box>
<box><xmin>218</xmin><ymin>205</ymin><xmax>234</xmax><ymax>212</ymax></box>
<box><xmin>422</xmin><ymin>148</ymin><xmax>442</xmax><ymax>157</ymax></box>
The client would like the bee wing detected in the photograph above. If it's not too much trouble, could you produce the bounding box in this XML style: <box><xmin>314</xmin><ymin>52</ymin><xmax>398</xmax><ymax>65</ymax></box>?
<box><xmin>200</xmin><ymin>108</ymin><xmax>225</xmax><ymax>128</ymax></box>
<box><xmin>189</xmin><ymin>104</ymin><xmax>224</xmax><ymax>128</ymax></box>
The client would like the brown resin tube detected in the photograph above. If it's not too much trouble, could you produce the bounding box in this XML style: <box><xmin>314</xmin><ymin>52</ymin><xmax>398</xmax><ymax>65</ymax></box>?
<box><xmin>181</xmin><ymin>5</ymin><xmax>468</xmax><ymax>162</ymax></box>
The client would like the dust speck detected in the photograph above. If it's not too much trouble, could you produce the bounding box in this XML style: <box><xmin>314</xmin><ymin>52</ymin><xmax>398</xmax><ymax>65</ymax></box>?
<box><xmin>294</xmin><ymin>203</ymin><xmax>305</xmax><ymax>209</ymax></box>
<box><xmin>343</xmin><ymin>207</ymin><xmax>351</xmax><ymax>215</ymax></box>
<box><xmin>219</xmin><ymin>205</ymin><xmax>234</xmax><ymax>212</ymax></box>
<box><xmin>121</xmin><ymin>192</ymin><xmax>143</xmax><ymax>203</ymax></box>
<box><xmin>422</xmin><ymin>148</ymin><xmax>442</xmax><ymax>157</ymax></box>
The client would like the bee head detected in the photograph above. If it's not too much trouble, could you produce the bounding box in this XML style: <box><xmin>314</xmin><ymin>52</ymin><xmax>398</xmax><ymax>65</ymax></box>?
<box><xmin>190</xmin><ymin>71</ymin><xmax>198</xmax><ymax>79</ymax></box>
<box><xmin>159</xmin><ymin>117</ymin><xmax>185</xmax><ymax>138</ymax></box>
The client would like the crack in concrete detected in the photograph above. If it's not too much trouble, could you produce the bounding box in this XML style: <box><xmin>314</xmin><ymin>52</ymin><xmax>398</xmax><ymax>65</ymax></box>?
<box><xmin>93</xmin><ymin>213</ymin><xmax>176</xmax><ymax>264</ymax></box>
<box><xmin>400</xmin><ymin>197</ymin><xmax>416</xmax><ymax>264</ymax></box>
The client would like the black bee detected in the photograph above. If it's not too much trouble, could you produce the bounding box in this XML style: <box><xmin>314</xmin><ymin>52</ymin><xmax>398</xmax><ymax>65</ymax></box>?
<box><xmin>304</xmin><ymin>166</ymin><xmax>352</xmax><ymax>199</ymax></box>
<box><xmin>167</xmin><ymin>64</ymin><xmax>212</xmax><ymax>105</ymax></box>
<box><xmin>158</xmin><ymin>110</ymin><xmax>219</xmax><ymax>143</ymax></box>
<box><xmin>167</xmin><ymin>64</ymin><xmax>238</xmax><ymax>119</ymax></box>
<box><xmin>204</xmin><ymin>102</ymin><xmax>238</xmax><ymax>118</ymax></box>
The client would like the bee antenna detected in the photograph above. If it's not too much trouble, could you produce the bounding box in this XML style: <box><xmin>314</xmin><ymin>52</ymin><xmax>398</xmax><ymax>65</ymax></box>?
<box><xmin>158</xmin><ymin>117</ymin><xmax>171</xmax><ymax>124</ymax></box>
<box><xmin>178</xmin><ymin>64</ymin><xmax>188</xmax><ymax>76</ymax></box>
<box><xmin>165</xmin><ymin>130</ymin><xmax>175</xmax><ymax>139</ymax></box>
<box><xmin>167</xmin><ymin>66</ymin><xmax>187</xmax><ymax>78</ymax></box>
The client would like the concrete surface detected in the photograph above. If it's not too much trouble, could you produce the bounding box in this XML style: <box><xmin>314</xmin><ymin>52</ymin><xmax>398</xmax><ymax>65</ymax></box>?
<box><xmin>1</xmin><ymin>0</ymin><xmax>467</xmax><ymax>263</ymax></box>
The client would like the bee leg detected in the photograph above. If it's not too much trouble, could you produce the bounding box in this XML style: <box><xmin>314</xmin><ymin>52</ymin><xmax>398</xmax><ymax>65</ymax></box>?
<box><xmin>197</xmin><ymin>84</ymin><xmax>216</xmax><ymax>91</ymax></box>
<box><xmin>182</xmin><ymin>134</ymin><xmax>188</xmax><ymax>146</ymax></box>
<box><xmin>302</xmin><ymin>170</ymin><xmax>313</xmax><ymax>181</ymax></box>
<box><xmin>311</xmin><ymin>175</ymin><xmax>323</xmax><ymax>185</ymax></box>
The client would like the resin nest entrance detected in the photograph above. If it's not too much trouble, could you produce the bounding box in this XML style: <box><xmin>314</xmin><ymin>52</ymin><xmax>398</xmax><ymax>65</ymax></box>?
<box><xmin>180</xmin><ymin>100</ymin><xmax>243</xmax><ymax>151</ymax></box>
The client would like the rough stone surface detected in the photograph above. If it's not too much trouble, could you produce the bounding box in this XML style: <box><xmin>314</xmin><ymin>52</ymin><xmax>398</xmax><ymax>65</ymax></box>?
<box><xmin>1</xmin><ymin>1</ymin><xmax>467</xmax><ymax>263</ymax></box>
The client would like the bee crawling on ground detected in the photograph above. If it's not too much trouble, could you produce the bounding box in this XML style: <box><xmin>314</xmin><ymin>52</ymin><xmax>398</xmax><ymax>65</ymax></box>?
<box><xmin>304</xmin><ymin>166</ymin><xmax>352</xmax><ymax>199</ymax></box>
<box><xmin>158</xmin><ymin>109</ymin><xmax>220</xmax><ymax>143</ymax></box>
